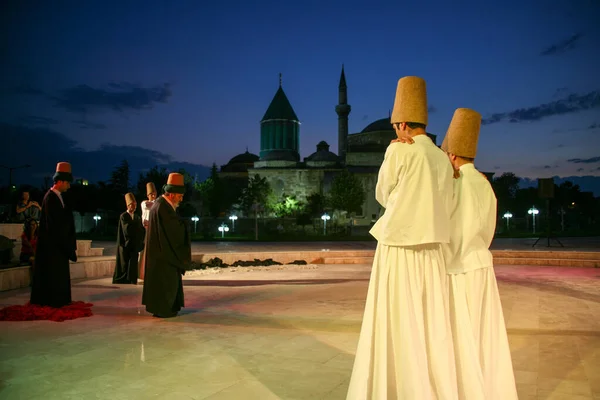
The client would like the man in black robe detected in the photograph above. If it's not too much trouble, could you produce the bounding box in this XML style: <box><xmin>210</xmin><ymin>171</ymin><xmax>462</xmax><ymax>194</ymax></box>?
<box><xmin>112</xmin><ymin>193</ymin><xmax>145</xmax><ymax>284</ymax></box>
<box><xmin>142</xmin><ymin>173</ymin><xmax>191</xmax><ymax>318</ymax></box>
<box><xmin>30</xmin><ymin>162</ymin><xmax>77</xmax><ymax>308</ymax></box>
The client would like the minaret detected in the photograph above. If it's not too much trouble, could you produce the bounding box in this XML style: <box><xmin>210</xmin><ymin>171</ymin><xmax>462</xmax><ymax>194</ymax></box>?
<box><xmin>335</xmin><ymin>65</ymin><xmax>351</xmax><ymax>163</ymax></box>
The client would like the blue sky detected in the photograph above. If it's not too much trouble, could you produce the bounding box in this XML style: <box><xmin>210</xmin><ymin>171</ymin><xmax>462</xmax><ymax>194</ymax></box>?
<box><xmin>1</xmin><ymin>0</ymin><xmax>599</xmax><ymax>189</ymax></box>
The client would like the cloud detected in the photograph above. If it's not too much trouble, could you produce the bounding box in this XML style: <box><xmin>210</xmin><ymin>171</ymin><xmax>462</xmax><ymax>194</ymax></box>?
<box><xmin>0</xmin><ymin>123</ymin><xmax>209</xmax><ymax>186</ymax></box>
<box><xmin>553</xmin><ymin>87</ymin><xmax>569</xmax><ymax>98</ymax></box>
<box><xmin>482</xmin><ymin>90</ymin><xmax>600</xmax><ymax>125</ymax></box>
<box><xmin>19</xmin><ymin>115</ymin><xmax>60</xmax><ymax>125</ymax></box>
<box><xmin>567</xmin><ymin>156</ymin><xmax>600</xmax><ymax>164</ymax></box>
<box><xmin>540</xmin><ymin>33</ymin><xmax>583</xmax><ymax>56</ymax></box>
<box><xmin>72</xmin><ymin>120</ymin><xmax>107</xmax><ymax>130</ymax></box>
<box><xmin>52</xmin><ymin>82</ymin><xmax>172</xmax><ymax>114</ymax></box>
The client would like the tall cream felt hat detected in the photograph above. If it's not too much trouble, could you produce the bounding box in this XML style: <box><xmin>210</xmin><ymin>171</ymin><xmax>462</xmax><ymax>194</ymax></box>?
<box><xmin>146</xmin><ymin>182</ymin><xmax>157</xmax><ymax>195</ymax></box>
<box><xmin>53</xmin><ymin>162</ymin><xmax>73</xmax><ymax>182</ymax></box>
<box><xmin>125</xmin><ymin>192</ymin><xmax>136</xmax><ymax>206</ymax></box>
<box><xmin>390</xmin><ymin>76</ymin><xmax>428</xmax><ymax>126</ymax></box>
<box><xmin>445</xmin><ymin>108</ymin><xmax>482</xmax><ymax>159</ymax></box>
<box><xmin>163</xmin><ymin>173</ymin><xmax>186</xmax><ymax>194</ymax></box>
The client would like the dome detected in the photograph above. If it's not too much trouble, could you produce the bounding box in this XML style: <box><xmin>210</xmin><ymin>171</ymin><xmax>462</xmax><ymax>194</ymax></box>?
<box><xmin>305</xmin><ymin>141</ymin><xmax>340</xmax><ymax>163</ymax></box>
<box><xmin>227</xmin><ymin>151</ymin><xmax>259</xmax><ymax>165</ymax></box>
<box><xmin>360</xmin><ymin>117</ymin><xmax>392</xmax><ymax>133</ymax></box>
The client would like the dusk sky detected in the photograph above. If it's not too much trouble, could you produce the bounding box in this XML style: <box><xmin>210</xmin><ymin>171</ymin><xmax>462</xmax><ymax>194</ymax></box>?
<box><xmin>1</xmin><ymin>0</ymin><xmax>600</xmax><ymax>191</ymax></box>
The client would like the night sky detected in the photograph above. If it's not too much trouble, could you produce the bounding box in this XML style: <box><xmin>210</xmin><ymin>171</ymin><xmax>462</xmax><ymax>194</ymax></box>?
<box><xmin>2</xmin><ymin>0</ymin><xmax>600</xmax><ymax>192</ymax></box>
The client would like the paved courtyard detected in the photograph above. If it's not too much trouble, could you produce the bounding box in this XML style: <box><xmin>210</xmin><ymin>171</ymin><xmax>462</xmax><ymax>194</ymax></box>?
<box><xmin>1</xmin><ymin>263</ymin><xmax>599</xmax><ymax>399</ymax></box>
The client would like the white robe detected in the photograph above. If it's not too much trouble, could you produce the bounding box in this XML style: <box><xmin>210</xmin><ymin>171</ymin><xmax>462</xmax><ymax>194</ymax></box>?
<box><xmin>138</xmin><ymin>200</ymin><xmax>155</xmax><ymax>280</ymax></box>
<box><xmin>347</xmin><ymin>135</ymin><xmax>458</xmax><ymax>400</ymax></box>
<box><xmin>444</xmin><ymin>163</ymin><xmax>517</xmax><ymax>400</ymax></box>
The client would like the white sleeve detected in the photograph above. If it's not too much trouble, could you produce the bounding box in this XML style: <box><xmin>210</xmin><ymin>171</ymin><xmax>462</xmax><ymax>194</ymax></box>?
<box><xmin>375</xmin><ymin>144</ymin><xmax>402</xmax><ymax>208</ymax></box>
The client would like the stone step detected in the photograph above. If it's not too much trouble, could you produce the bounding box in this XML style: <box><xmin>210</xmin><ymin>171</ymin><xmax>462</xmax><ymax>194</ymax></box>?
<box><xmin>88</xmin><ymin>248</ymin><xmax>104</xmax><ymax>257</ymax></box>
<box><xmin>491</xmin><ymin>250</ymin><xmax>600</xmax><ymax>260</ymax></box>
<box><xmin>493</xmin><ymin>257</ymin><xmax>600</xmax><ymax>268</ymax></box>
<box><xmin>321</xmin><ymin>257</ymin><xmax>375</xmax><ymax>264</ymax></box>
<box><xmin>320</xmin><ymin>251</ymin><xmax>600</xmax><ymax>268</ymax></box>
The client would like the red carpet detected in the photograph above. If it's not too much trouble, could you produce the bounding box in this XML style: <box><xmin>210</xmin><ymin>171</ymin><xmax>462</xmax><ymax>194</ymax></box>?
<box><xmin>0</xmin><ymin>301</ymin><xmax>94</xmax><ymax>322</ymax></box>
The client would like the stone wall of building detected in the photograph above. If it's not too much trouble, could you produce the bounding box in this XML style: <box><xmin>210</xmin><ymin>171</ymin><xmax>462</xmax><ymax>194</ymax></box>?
<box><xmin>346</xmin><ymin>152</ymin><xmax>384</xmax><ymax>167</ymax></box>
<box><xmin>251</xmin><ymin>168</ymin><xmax>332</xmax><ymax>201</ymax></box>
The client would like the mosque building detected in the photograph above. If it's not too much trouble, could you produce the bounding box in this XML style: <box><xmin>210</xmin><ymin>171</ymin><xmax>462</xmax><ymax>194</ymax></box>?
<box><xmin>219</xmin><ymin>67</ymin><xmax>439</xmax><ymax>225</ymax></box>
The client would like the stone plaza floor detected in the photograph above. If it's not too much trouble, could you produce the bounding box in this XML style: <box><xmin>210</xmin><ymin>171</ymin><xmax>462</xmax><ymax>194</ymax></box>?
<box><xmin>1</xmin><ymin>262</ymin><xmax>599</xmax><ymax>399</ymax></box>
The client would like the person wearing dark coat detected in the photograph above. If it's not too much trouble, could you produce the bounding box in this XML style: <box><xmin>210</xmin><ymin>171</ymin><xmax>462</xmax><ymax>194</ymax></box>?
<box><xmin>30</xmin><ymin>162</ymin><xmax>78</xmax><ymax>308</ymax></box>
<box><xmin>142</xmin><ymin>173</ymin><xmax>191</xmax><ymax>318</ymax></box>
<box><xmin>112</xmin><ymin>193</ymin><xmax>145</xmax><ymax>284</ymax></box>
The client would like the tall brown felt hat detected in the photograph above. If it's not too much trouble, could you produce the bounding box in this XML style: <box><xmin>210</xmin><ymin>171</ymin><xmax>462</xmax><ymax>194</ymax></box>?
<box><xmin>163</xmin><ymin>173</ymin><xmax>186</xmax><ymax>194</ymax></box>
<box><xmin>53</xmin><ymin>162</ymin><xmax>73</xmax><ymax>182</ymax></box>
<box><xmin>390</xmin><ymin>76</ymin><xmax>428</xmax><ymax>126</ymax></box>
<box><xmin>445</xmin><ymin>108</ymin><xmax>482</xmax><ymax>159</ymax></box>
<box><xmin>125</xmin><ymin>193</ymin><xmax>136</xmax><ymax>206</ymax></box>
<box><xmin>146</xmin><ymin>182</ymin><xmax>157</xmax><ymax>195</ymax></box>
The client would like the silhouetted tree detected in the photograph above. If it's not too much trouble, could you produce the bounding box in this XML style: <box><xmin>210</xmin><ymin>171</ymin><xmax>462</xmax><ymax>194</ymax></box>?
<box><xmin>328</xmin><ymin>170</ymin><xmax>365</xmax><ymax>214</ymax></box>
<box><xmin>110</xmin><ymin>159</ymin><xmax>130</xmax><ymax>194</ymax></box>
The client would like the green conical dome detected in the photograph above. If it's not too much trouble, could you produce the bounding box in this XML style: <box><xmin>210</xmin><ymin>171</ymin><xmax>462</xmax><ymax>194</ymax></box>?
<box><xmin>261</xmin><ymin>86</ymin><xmax>299</xmax><ymax>122</ymax></box>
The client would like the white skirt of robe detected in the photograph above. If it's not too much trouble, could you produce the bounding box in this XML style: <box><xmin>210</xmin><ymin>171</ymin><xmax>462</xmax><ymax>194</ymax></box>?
<box><xmin>448</xmin><ymin>267</ymin><xmax>518</xmax><ymax>400</ymax></box>
<box><xmin>346</xmin><ymin>243</ymin><xmax>458</xmax><ymax>400</ymax></box>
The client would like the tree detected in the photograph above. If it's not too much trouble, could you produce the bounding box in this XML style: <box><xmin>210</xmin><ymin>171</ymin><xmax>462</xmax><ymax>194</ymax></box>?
<box><xmin>492</xmin><ymin>172</ymin><xmax>520</xmax><ymax>213</ymax></box>
<box><xmin>110</xmin><ymin>159</ymin><xmax>130</xmax><ymax>194</ymax></box>
<box><xmin>136</xmin><ymin>166</ymin><xmax>169</xmax><ymax>199</ymax></box>
<box><xmin>328</xmin><ymin>170</ymin><xmax>365</xmax><ymax>214</ymax></box>
<box><xmin>272</xmin><ymin>194</ymin><xmax>303</xmax><ymax>217</ymax></box>
<box><xmin>195</xmin><ymin>163</ymin><xmax>225</xmax><ymax>217</ymax></box>
<box><xmin>305</xmin><ymin>192</ymin><xmax>328</xmax><ymax>218</ymax></box>
<box><xmin>238</xmin><ymin>174</ymin><xmax>273</xmax><ymax>240</ymax></box>
<box><xmin>238</xmin><ymin>174</ymin><xmax>273</xmax><ymax>215</ymax></box>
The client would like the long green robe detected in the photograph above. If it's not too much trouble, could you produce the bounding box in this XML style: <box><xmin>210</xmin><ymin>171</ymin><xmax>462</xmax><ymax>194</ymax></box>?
<box><xmin>141</xmin><ymin>196</ymin><xmax>191</xmax><ymax>316</ymax></box>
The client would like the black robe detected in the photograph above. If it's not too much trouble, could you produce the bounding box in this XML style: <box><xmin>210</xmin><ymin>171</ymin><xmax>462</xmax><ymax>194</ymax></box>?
<box><xmin>30</xmin><ymin>190</ymin><xmax>77</xmax><ymax>308</ymax></box>
<box><xmin>112</xmin><ymin>211</ymin><xmax>145</xmax><ymax>284</ymax></box>
<box><xmin>141</xmin><ymin>196</ymin><xmax>191</xmax><ymax>316</ymax></box>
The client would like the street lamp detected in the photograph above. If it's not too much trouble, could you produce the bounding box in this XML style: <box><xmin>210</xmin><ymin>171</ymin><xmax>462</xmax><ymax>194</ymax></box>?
<box><xmin>0</xmin><ymin>164</ymin><xmax>31</xmax><ymax>190</ymax></box>
<box><xmin>321</xmin><ymin>213</ymin><xmax>331</xmax><ymax>235</ymax></box>
<box><xmin>191</xmin><ymin>216</ymin><xmax>199</xmax><ymax>233</ymax></box>
<box><xmin>502</xmin><ymin>212</ymin><xmax>513</xmax><ymax>231</ymax></box>
<box><xmin>218</xmin><ymin>223</ymin><xmax>229</xmax><ymax>238</ymax></box>
<box><xmin>229</xmin><ymin>215</ymin><xmax>238</xmax><ymax>232</ymax></box>
<box><xmin>528</xmin><ymin>206</ymin><xmax>539</xmax><ymax>234</ymax></box>
<box><xmin>93</xmin><ymin>214</ymin><xmax>101</xmax><ymax>230</ymax></box>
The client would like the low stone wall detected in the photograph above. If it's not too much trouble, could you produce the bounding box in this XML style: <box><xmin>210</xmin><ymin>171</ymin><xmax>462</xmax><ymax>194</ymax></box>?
<box><xmin>0</xmin><ymin>223</ymin><xmax>23</xmax><ymax>262</ymax></box>
<box><xmin>0</xmin><ymin>266</ymin><xmax>31</xmax><ymax>291</ymax></box>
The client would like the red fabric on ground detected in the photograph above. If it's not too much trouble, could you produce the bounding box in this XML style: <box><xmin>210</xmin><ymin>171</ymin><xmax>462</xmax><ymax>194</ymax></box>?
<box><xmin>0</xmin><ymin>301</ymin><xmax>93</xmax><ymax>322</ymax></box>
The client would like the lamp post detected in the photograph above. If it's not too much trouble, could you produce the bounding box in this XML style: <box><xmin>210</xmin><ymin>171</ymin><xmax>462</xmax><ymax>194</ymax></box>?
<box><xmin>321</xmin><ymin>213</ymin><xmax>331</xmax><ymax>235</ymax></box>
<box><xmin>528</xmin><ymin>206</ymin><xmax>539</xmax><ymax>234</ymax></box>
<box><xmin>502</xmin><ymin>212</ymin><xmax>513</xmax><ymax>231</ymax></box>
<box><xmin>229</xmin><ymin>215</ymin><xmax>238</xmax><ymax>232</ymax></box>
<box><xmin>0</xmin><ymin>164</ymin><xmax>31</xmax><ymax>190</ymax></box>
<box><xmin>93</xmin><ymin>214</ymin><xmax>101</xmax><ymax>230</ymax></box>
<box><xmin>218</xmin><ymin>223</ymin><xmax>229</xmax><ymax>238</ymax></box>
<box><xmin>191</xmin><ymin>216</ymin><xmax>199</xmax><ymax>233</ymax></box>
